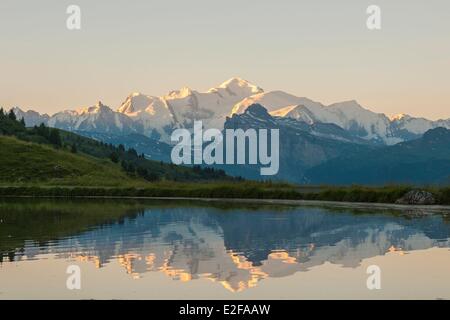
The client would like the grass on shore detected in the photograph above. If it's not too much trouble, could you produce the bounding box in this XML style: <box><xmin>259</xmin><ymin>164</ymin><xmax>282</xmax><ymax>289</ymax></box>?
<box><xmin>0</xmin><ymin>135</ymin><xmax>147</xmax><ymax>187</ymax></box>
<box><xmin>1</xmin><ymin>183</ymin><xmax>450</xmax><ymax>205</ymax></box>
<box><xmin>2</xmin><ymin>132</ymin><xmax>450</xmax><ymax>205</ymax></box>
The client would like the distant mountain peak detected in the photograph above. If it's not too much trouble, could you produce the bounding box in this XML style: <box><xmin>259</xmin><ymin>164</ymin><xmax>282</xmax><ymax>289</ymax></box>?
<box><xmin>328</xmin><ymin>100</ymin><xmax>365</xmax><ymax>111</ymax></box>
<box><xmin>219</xmin><ymin>77</ymin><xmax>258</xmax><ymax>88</ymax></box>
<box><xmin>166</xmin><ymin>86</ymin><xmax>194</xmax><ymax>99</ymax></box>
<box><xmin>11</xmin><ymin>106</ymin><xmax>22</xmax><ymax>112</ymax></box>
<box><xmin>77</xmin><ymin>101</ymin><xmax>111</xmax><ymax>115</ymax></box>
<box><xmin>269</xmin><ymin>105</ymin><xmax>300</xmax><ymax>118</ymax></box>
<box><xmin>338</xmin><ymin>99</ymin><xmax>358</xmax><ymax>105</ymax></box>
<box><xmin>423</xmin><ymin>127</ymin><xmax>450</xmax><ymax>140</ymax></box>
<box><xmin>244</xmin><ymin>103</ymin><xmax>271</xmax><ymax>118</ymax></box>
<box><xmin>391</xmin><ymin>113</ymin><xmax>411</xmax><ymax>121</ymax></box>
<box><xmin>211</xmin><ymin>77</ymin><xmax>263</xmax><ymax>96</ymax></box>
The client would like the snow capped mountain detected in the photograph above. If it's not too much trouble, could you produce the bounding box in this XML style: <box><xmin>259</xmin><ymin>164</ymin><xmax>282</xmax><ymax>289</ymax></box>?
<box><xmin>117</xmin><ymin>93</ymin><xmax>155</xmax><ymax>115</ymax></box>
<box><xmin>232</xmin><ymin>91</ymin><xmax>322</xmax><ymax>115</ymax></box>
<box><xmin>10</xmin><ymin>107</ymin><xmax>49</xmax><ymax>127</ymax></box>
<box><xmin>48</xmin><ymin>101</ymin><xmax>140</xmax><ymax>134</ymax></box>
<box><xmin>391</xmin><ymin>113</ymin><xmax>450</xmax><ymax>137</ymax></box>
<box><xmin>116</xmin><ymin>77</ymin><xmax>263</xmax><ymax>141</ymax></box>
<box><xmin>223</xmin><ymin>104</ymin><xmax>372</xmax><ymax>182</ymax></box>
<box><xmin>117</xmin><ymin>93</ymin><xmax>174</xmax><ymax>140</ymax></box>
<box><xmin>228</xmin><ymin>104</ymin><xmax>369</xmax><ymax>145</ymax></box>
<box><xmin>289</xmin><ymin>100</ymin><xmax>400</xmax><ymax>145</ymax></box>
<box><xmin>231</xmin><ymin>91</ymin><xmax>450</xmax><ymax>145</ymax></box>
<box><xmin>209</xmin><ymin>77</ymin><xmax>263</xmax><ymax>97</ymax></box>
<box><xmin>9</xmin><ymin>77</ymin><xmax>450</xmax><ymax>147</ymax></box>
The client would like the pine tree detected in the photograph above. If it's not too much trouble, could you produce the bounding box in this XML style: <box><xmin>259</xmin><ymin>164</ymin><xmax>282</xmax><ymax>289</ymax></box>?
<box><xmin>121</xmin><ymin>160</ymin><xmax>127</xmax><ymax>170</ymax></box>
<box><xmin>110</xmin><ymin>152</ymin><xmax>119</xmax><ymax>163</ymax></box>
<box><xmin>8</xmin><ymin>109</ymin><xmax>16</xmax><ymax>121</ymax></box>
<box><xmin>49</xmin><ymin>129</ymin><xmax>62</xmax><ymax>147</ymax></box>
<box><xmin>35</xmin><ymin>123</ymin><xmax>50</xmax><ymax>139</ymax></box>
<box><xmin>127</xmin><ymin>148</ymin><xmax>138</xmax><ymax>157</ymax></box>
<box><xmin>127</xmin><ymin>163</ymin><xmax>136</xmax><ymax>173</ymax></box>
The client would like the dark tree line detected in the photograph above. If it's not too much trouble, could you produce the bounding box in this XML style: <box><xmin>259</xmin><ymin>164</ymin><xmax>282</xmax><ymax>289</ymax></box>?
<box><xmin>32</xmin><ymin>123</ymin><xmax>62</xmax><ymax>147</ymax></box>
<box><xmin>0</xmin><ymin>108</ymin><xmax>61</xmax><ymax>147</ymax></box>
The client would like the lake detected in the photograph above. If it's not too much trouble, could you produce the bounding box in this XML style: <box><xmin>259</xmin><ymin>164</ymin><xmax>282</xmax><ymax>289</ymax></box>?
<box><xmin>0</xmin><ymin>199</ymin><xmax>450</xmax><ymax>299</ymax></box>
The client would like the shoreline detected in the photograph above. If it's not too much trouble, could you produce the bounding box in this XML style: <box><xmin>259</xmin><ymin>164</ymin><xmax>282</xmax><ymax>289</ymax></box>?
<box><xmin>2</xmin><ymin>195</ymin><xmax>450</xmax><ymax>212</ymax></box>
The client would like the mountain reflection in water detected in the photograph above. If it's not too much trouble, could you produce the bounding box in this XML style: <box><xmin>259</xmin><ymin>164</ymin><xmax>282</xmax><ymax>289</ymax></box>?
<box><xmin>1</xmin><ymin>200</ymin><xmax>450</xmax><ymax>293</ymax></box>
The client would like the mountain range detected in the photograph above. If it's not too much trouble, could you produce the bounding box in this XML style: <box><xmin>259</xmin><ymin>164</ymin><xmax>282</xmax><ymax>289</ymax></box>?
<box><xmin>7</xmin><ymin>77</ymin><xmax>450</xmax><ymax>185</ymax></box>
<box><xmin>305</xmin><ymin>127</ymin><xmax>450</xmax><ymax>185</ymax></box>
<box><xmin>11</xmin><ymin>77</ymin><xmax>450</xmax><ymax>145</ymax></box>
<box><xmin>221</xmin><ymin>104</ymin><xmax>372</xmax><ymax>182</ymax></box>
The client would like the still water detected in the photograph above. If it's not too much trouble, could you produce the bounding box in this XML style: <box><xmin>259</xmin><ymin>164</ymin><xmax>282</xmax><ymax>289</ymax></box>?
<box><xmin>0</xmin><ymin>199</ymin><xmax>450</xmax><ymax>299</ymax></box>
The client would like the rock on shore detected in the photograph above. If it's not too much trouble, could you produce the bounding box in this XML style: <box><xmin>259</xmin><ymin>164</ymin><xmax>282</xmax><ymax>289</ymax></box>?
<box><xmin>395</xmin><ymin>190</ymin><xmax>436</xmax><ymax>205</ymax></box>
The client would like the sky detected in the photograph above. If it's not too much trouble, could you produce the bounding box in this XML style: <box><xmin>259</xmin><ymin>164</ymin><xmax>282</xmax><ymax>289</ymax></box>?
<box><xmin>0</xmin><ymin>0</ymin><xmax>449</xmax><ymax>119</ymax></box>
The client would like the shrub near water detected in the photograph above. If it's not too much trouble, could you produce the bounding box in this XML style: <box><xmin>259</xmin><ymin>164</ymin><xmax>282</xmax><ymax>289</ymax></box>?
<box><xmin>307</xmin><ymin>186</ymin><xmax>412</xmax><ymax>203</ymax></box>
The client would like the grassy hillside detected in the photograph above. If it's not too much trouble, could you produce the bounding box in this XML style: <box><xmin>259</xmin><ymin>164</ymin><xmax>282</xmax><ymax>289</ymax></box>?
<box><xmin>0</xmin><ymin>108</ymin><xmax>234</xmax><ymax>183</ymax></box>
<box><xmin>0</xmin><ymin>135</ymin><xmax>144</xmax><ymax>187</ymax></box>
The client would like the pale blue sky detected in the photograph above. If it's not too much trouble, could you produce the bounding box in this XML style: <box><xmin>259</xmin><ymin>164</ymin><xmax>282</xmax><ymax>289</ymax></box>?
<box><xmin>1</xmin><ymin>0</ymin><xmax>449</xmax><ymax>119</ymax></box>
